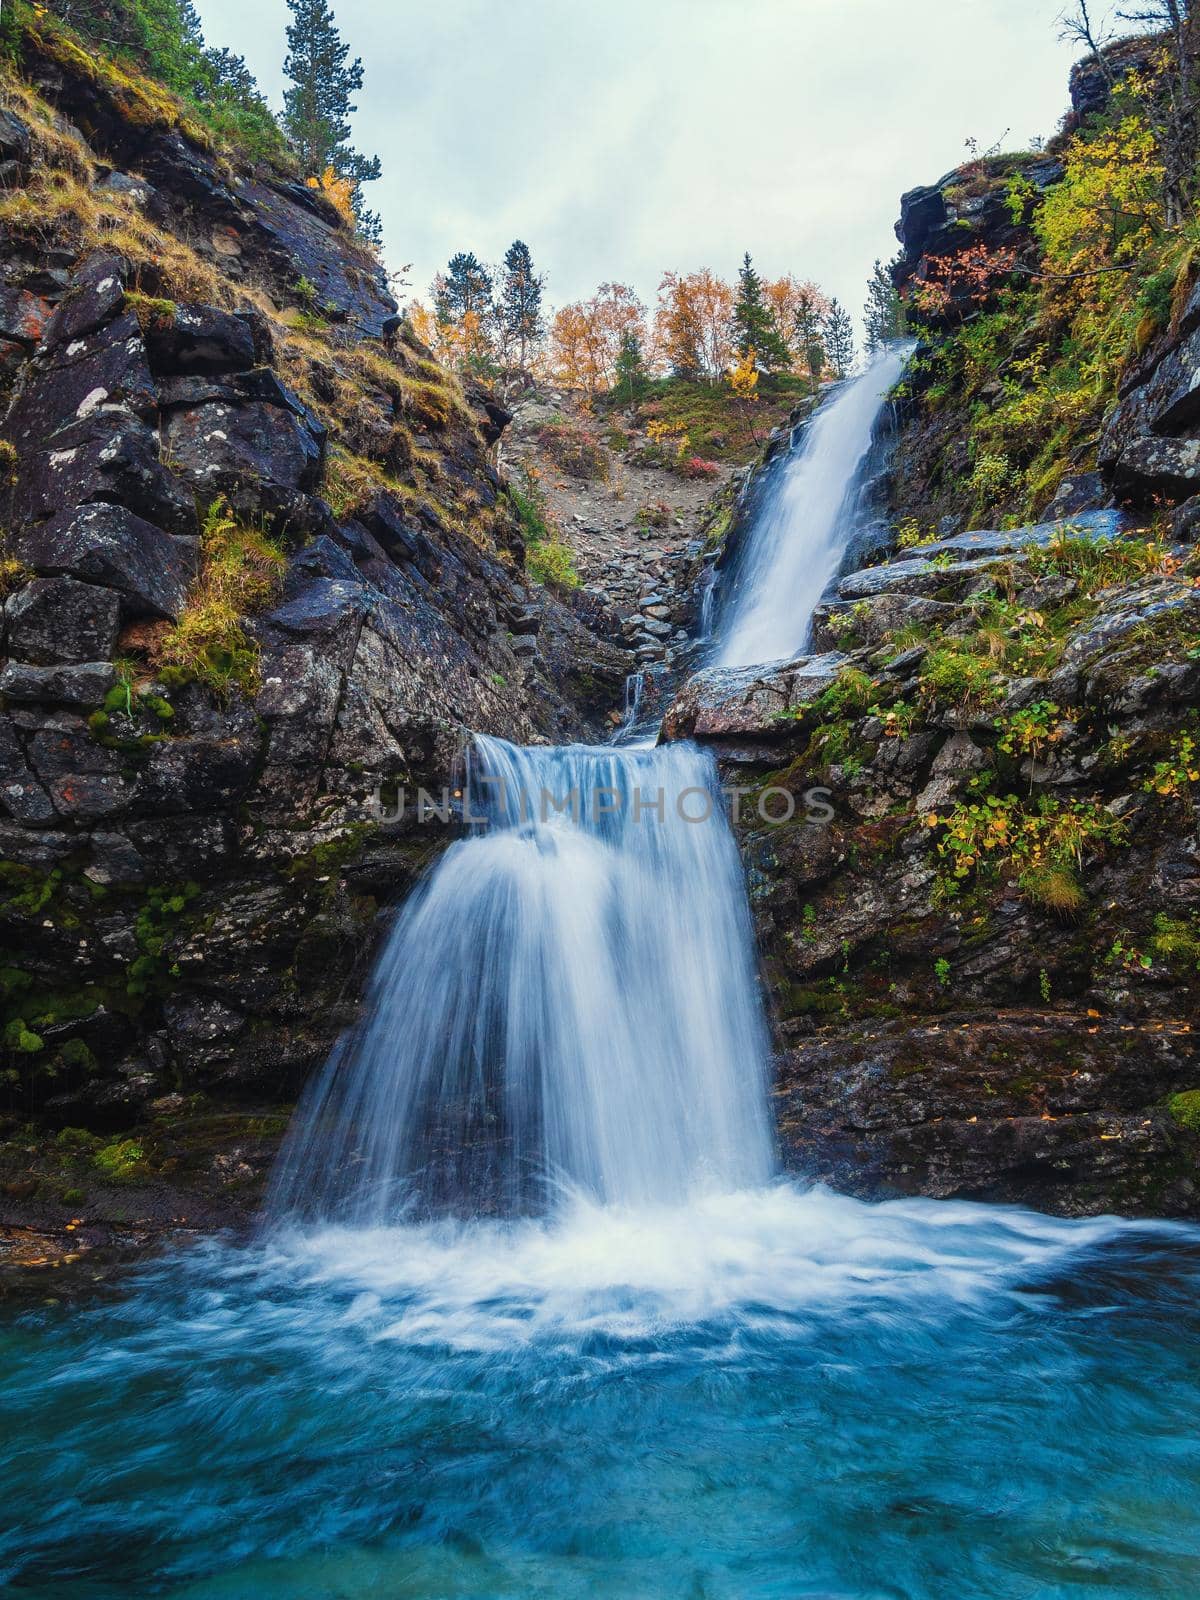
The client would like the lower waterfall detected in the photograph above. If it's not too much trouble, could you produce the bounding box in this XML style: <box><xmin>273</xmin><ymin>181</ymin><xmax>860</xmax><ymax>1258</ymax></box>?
<box><xmin>269</xmin><ymin>736</ymin><xmax>772</xmax><ymax>1221</ymax></box>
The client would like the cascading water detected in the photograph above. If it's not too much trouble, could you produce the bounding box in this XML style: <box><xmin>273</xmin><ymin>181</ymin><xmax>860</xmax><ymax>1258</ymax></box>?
<box><xmin>8</xmin><ymin>346</ymin><xmax>1200</xmax><ymax>1600</ymax></box>
<box><xmin>269</xmin><ymin>738</ymin><xmax>772</xmax><ymax>1221</ymax></box>
<box><xmin>715</xmin><ymin>342</ymin><xmax>913</xmax><ymax>667</ymax></box>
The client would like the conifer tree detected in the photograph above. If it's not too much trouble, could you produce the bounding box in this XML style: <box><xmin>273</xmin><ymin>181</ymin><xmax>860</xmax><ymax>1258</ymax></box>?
<box><xmin>823</xmin><ymin>298</ymin><xmax>856</xmax><ymax>378</ymax></box>
<box><xmin>435</xmin><ymin>253</ymin><xmax>495</xmax><ymax>321</ymax></box>
<box><xmin>283</xmin><ymin>0</ymin><xmax>382</xmax><ymax>242</ymax></box>
<box><xmin>732</xmin><ymin>253</ymin><xmax>791</xmax><ymax>373</ymax></box>
<box><xmin>499</xmin><ymin>241</ymin><xmax>545</xmax><ymax>373</ymax></box>
<box><xmin>792</xmin><ymin>290</ymin><xmax>826</xmax><ymax>395</ymax></box>
<box><xmin>863</xmin><ymin>259</ymin><xmax>906</xmax><ymax>351</ymax></box>
<box><xmin>613</xmin><ymin>329</ymin><xmax>650</xmax><ymax>405</ymax></box>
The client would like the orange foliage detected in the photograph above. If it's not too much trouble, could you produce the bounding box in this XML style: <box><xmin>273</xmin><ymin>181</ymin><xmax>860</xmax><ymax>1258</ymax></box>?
<box><xmin>548</xmin><ymin>283</ymin><xmax>647</xmax><ymax>397</ymax></box>
<box><xmin>763</xmin><ymin>276</ymin><xmax>831</xmax><ymax>372</ymax></box>
<box><xmin>305</xmin><ymin>166</ymin><xmax>356</xmax><ymax>228</ymax></box>
<box><xmin>653</xmin><ymin>270</ymin><xmax>734</xmax><ymax>382</ymax></box>
<box><xmin>910</xmin><ymin>243</ymin><xmax>1019</xmax><ymax>316</ymax></box>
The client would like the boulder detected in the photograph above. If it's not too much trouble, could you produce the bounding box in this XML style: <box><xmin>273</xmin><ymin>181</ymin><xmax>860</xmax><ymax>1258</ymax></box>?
<box><xmin>1112</xmin><ymin>436</ymin><xmax>1200</xmax><ymax>503</ymax></box>
<box><xmin>4</xmin><ymin>311</ymin><xmax>157</xmax><ymax>452</ymax></box>
<box><xmin>4</xmin><ymin>577</ymin><xmax>122</xmax><ymax>665</ymax></box>
<box><xmin>661</xmin><ymin>654</ymin><xmax>847</xmax><ymax>743</ymax></box>
<box><xmin>38</xmin><ymin>250</ymin><xmax>126</xmax><ymax>349</ymax></box>
<box><xmin>11</xmin><ymin>502</ymin><xmax>196</xmax><ymax>620</ymax></box>
<box><xmin>0</xmin><ymin>285</ymin><xmax>52</xmax><ymax>349</ymax></box>
<box><xmin>0</xmin><ymin>660</ymin><xmax>116</xmax><ymax>705</ymax></box>
<box><xmin>10</xmin><ymin>410</ymin><xmax>197</xmax><ymax>539</ymax></box>
<box><xmin>140</xmin><ymin>301</ymin><xmax>258</xmax><ymax>375</ymax></box>
<box><xmin>160</xmin><ymin>382</ymin><xmax>326</xmax><ymax>527</ymax></box>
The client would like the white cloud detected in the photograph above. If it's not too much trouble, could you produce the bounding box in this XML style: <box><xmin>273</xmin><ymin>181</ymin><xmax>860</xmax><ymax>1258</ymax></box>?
<box><xmin>194</xmin><ymin>0</ymin><xmax>1081</xmax><ymax>330</ymax></box>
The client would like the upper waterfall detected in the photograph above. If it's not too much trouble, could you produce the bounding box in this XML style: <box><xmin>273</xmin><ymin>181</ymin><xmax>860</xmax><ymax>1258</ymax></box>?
<box><xmin>714</xmin><ymin>343</ymin><xmax>913</xmax><ymax>668</ymax></box>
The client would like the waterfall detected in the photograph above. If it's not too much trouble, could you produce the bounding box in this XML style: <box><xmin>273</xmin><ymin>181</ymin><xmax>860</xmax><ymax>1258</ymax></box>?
<box><xmin>714</xmin><ymin>343</ymin><xmax>913</xmax><ymax>668</ymax></box>
<box><xmin>271</xmin><ymin>346</ymin><xmax>915</xmax><ymax>1229</ymax></box>
<box><xmin>269</xmin><ymin>737</ymin><xmax>773</xmax><ymax>1222</ymax></box>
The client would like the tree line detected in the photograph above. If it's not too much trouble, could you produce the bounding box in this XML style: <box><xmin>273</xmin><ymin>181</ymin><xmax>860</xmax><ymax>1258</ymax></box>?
<box><xmin>409</xmin><ymin>246</ymin><xmax>905</xmax><ymax>399</ymax></box>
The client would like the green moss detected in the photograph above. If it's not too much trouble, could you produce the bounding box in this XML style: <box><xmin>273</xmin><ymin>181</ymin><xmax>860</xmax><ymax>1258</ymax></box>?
<box><xmin>1167</xmin><ymin>1090</ymin><xmax>1200</xmax><ymax>1132</ymax></box>
<box><xmin>92</xmin><ymin>1138</ymin><xmax>147</xmax><ymax>1183</ymax></box>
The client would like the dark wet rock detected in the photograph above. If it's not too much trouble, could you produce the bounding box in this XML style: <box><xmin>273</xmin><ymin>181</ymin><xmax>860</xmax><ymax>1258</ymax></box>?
<box><xmin>775</xmin><ymin>1012</ymin><xmax>1199</xmax><ymax>1217</ymax></box>
<box><xmin>4</xmin><ymin>577</ymin><xmax>121</xmax><ymax>665</ymax></box>
<box><xmin>233</xmin><ymin>176</ymin><xmax>397</xmax><ymax>337</ymax></box>
<box><xmin>38</xmin><ymin>250</ymin><xmax>126</xmax><ymax>348</ymax></box>
<box><xmin>0</xmin><ymin>107</ymin><xmax>31</xmax><ymax>169</ymax></box>
<box><xmin>140</xmin><ymin>301</ymin><xmax>258</xmax><ymax>375</ymax></box>
<box><xmin>126</xmin><ymin>815</ymin><xmax>237</xmax><ymax>879</ymax></box>
<box><xmin>1172</xmin><ymin>496</ymin><xmax>1200</xmax><ymax>542</ymax></box>
<box><xmin>661</xmin><ymin>654</ymin><xmax>846</xmax><ymax>744</ymax></box>
<box><xmin>84</xmin><ymin>831</ymin><xmax>147</xmax><ymax>886</ymax></box>
<box><xmin>0</xmin><ymin>718</ymin><xmax>56</xmax><ymax>826</ymax></box>
<box><xmin>1044</xmin><ymin>470</ymin><xmax>1112</xmax><ymax>519</ymax></box>
<box><xmin>10</xmin><ymin>410</ymin><xmax>197</xmax><ymax>539</ymax></box>
<box><xmin>160</xmin><ymin>379</ymin><xmax>326</xmax><ymax>529</ymax></box>
<box><xmin>11</xmin><ymin>502</ymin><xmax>195</xmax><ymax>619</ymax></box>
<box><xmin>4</xmin><ymin>311</ymin><xmax>156</xmax><ymax>452</ymax></box>
<box><xmin>1111</xmin><ymin>435</ymin><xmax>1200</xmax><ymax>503</ymax></box>
<box><xmin>0</xmin><ymin>660</ymin><xmax>115</xmax><ymax>705</ymax></box>
<box><xmin>136</xmin><ymin>734</ymin><xmax>262</xmax><ymax>816</ymax></box>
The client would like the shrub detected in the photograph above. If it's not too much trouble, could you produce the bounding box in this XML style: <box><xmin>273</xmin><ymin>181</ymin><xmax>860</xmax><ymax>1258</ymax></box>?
<box><xmin>927</xmin><ymin>792</ymin><xmax>1126</xmax><ymax>912</ymax></box>
<box><xmin>508</xmin><ymin>473</ymin><xmax>579</xmax><ymax>591</ymax></box>
<box><xmin>536</xmin><ymin>420</ymin><xmax>608</xmax><ymax>481</ymax></box>
<box><xmin>637</xmin><ymin>500</ymin><xmax>671</xmax><ymax>530</ymax></box>
<box><xmin>919</xmin><ymin>643</ymin><xmax>1003</xmax><ymax>711</ymax></box>
<box><xmin>153</xmin><ymin>499</ymin><xmax>285</xmax><ymax>697</ymax></box>
<box><xmin>683</xmin><ymin>456</ymin><xmax>720</xmax><ymax>479</ymax></box>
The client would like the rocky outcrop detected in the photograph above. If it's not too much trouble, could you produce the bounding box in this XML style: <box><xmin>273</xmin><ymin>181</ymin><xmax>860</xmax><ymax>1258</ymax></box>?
<box><xmin>1098</xmin><ymin>273</ymin><xmax>1200</xmax><ymax>505</ymax></box>
<box><xmin>662</xmin><ymin>519</ymin><xmax>1200</xmax><ymax>1217</ymax></box>
<box><xmin>0</xmin><ymin>25</ymin><xmax>632</xmax><ymax>1154</ymax></box>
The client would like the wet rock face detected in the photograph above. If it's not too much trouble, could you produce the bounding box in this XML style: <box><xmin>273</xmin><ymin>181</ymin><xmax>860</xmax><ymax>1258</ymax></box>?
<box><xmin>661</xmin><ymin>520</ymin><xmax>1200</xmax><ymax>1217</ymax></box>
<box><xmin>0</xmin><ymin>91</ymin><xmax>630</xmax><ymax>1130</ymax></box>
<box><xmin>1094</xmin><ymin>262</ymin><xmax>1200</xmax><ymax>507</ymax></box>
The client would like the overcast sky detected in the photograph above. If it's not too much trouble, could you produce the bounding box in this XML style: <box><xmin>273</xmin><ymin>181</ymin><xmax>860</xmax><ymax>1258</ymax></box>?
<box><xmin>193</xmin><ymin>0</ymin><xmax>1082</xmax><ymax>330</ymax></box>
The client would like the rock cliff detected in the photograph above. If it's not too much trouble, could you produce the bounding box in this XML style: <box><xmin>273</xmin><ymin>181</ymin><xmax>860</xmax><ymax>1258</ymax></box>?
<box><xmin>0</xmin><ymin>8</ymin><xmax>630</xmax><ymax>1236</ymax></box>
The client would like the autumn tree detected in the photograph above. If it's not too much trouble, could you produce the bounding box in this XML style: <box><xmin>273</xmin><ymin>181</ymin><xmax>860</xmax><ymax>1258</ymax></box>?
<box><xmin>763</xmin><ymin>275</ymin><xmax>831</xmax><ymax>374</ymax></box>
<box><xmin>283</xmin><ymin>0</ymin><xmax>382</xmax><ymax>243</ymax></box>
<box><xmin>792</xmin><ymin>289</ymin><xmax>827</xmax><ymax>394</ymax></box>
<box><xmin>1059</xmin><ymin>0</ymin><xmax>1198</xmax><ymax>226</ymax></box>
<box><xmin>426</xmin><ymin>253</ymin><xmax>499</xmax><ymax>372</ymax></box>
<box><xmin>823</xmin><ymin>298</ymin><xmax>856</xmax><ymax>378</ymax></box>
<box><xmin>549</xmin><ymin>283</ymin><xmax>647</xmax><ymax>397</ymax></box>
<box><xmin>863</xmin><ymin>258</ymin><xmax>906</xmax><ymax>350</ymax></box>
<box><xmin>732</xmin><ymin>254</ymin><xmax>791</xmax><ymax>373</ymax></box>
<box><xmin>654</xmin><ymin>270</ymin><xmax>735</xmax><ymax>383</ymax></box>
<box><xmin>498</xmin><ymin>240</ymin><xmax>545</xmax><ymax>374</ymax></box>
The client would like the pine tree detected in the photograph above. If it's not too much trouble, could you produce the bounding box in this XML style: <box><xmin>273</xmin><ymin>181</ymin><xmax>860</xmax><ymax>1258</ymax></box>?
<box><xmin>435</xmin><ymin>252</ymin><xmax>495</xmax><ymax>322</ymax></box>
<box><xmin>823</xmin><ymin>298</ymin><xmax>856</xmax><ymax>379</ymax></box>
<box><xmin>732</xmin><ymin>253</ymin><xmax>790</xmax><ymax>373</ymax></box>
<box><xmin>863</xmin><ymin>259</ymin><xmax>906</xmax><ymax>352</ymax></box>
<box><xmin>613</xmin><ymin>329</ymin><xmax>650</xmax><ymax>405</ymax></box>
<box><xmin>499</xmin><ymin>241</ymin><xmax>545</xmax><ymax>373</ymax></box>
<box><xmin>283</xmin><ymin>0</ymin><xmax>382</xmax><ymax>242</ymax></box>
<box><xmin>792</xmin><ymin>290</ymin><xmax>826</xmax><ymax>395</ymax></box>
